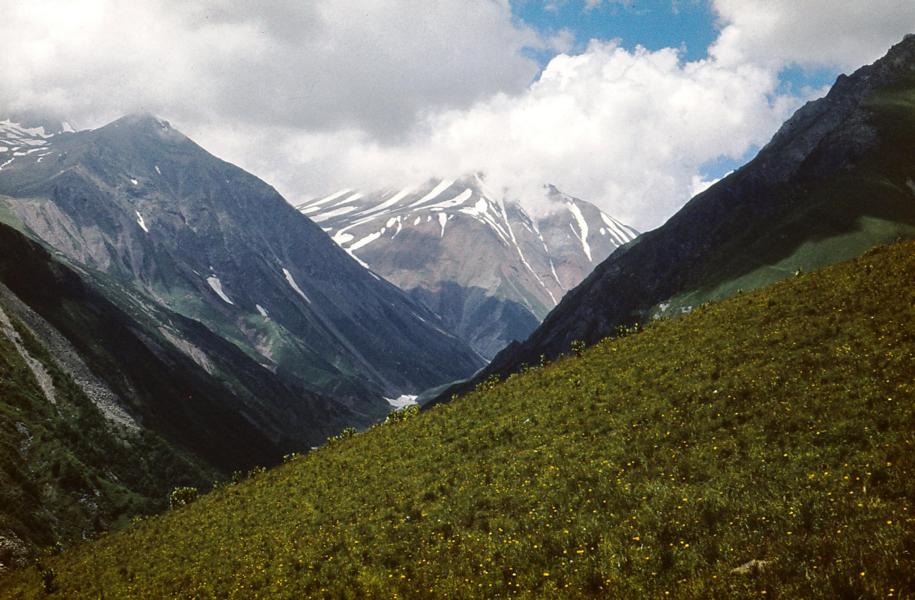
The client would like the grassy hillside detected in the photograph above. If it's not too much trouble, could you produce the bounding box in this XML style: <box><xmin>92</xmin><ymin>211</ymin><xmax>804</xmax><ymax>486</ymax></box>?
<box><xmin>2</xmin><ymin>242</ymin><xmax>914</xmax><ymax>598</ymax></box>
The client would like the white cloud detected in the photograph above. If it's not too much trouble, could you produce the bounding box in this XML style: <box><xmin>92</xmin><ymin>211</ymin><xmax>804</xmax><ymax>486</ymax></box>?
<box><xmin>0</xmin><ymin>0</ymin><xmax>545</xmax><ymax>137</ymax></box>
<box><xmin>181</xmin><ymin>1</ymin><xmax>915</xmax><ymax>230</ymax></box>
<box><xmin>710</xmin><ymin>0</ymin><xmax>915</xmax><ymax>70</ymax></box>
<box><xmin>209</xmin><ymin>41</ymin><xmax>797</xmax><ymax>229</ymax></box>
<box><xmin>690</xmin><ymin>173</ymin><xmax>723</xmax><ymax>198</ymax></box>
<box><xmin>1</xmin><ymin>0</ymin><xmax>912</xmax><ymax>231</ymax></box>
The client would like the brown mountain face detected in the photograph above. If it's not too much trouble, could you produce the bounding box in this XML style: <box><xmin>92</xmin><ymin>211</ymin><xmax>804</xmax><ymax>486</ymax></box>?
<box><xmin>300</xmin><ymin>175</ymin><xmax>638</xmax><ymax>359</ymax></box>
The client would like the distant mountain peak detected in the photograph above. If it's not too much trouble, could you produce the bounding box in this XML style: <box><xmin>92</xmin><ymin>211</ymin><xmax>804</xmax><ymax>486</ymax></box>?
<box><xmin>95</xmin><ymin>113</ymin><xmax>184</xmax><ymax>147</ymax></box>
<box><xmin>299</xmin><ymin>176</ymin><xmax>638</xmax><ymax>358</ymax></box>
<box><xmin>114</xmin><ymin>112</ymin><xmax>172</xmax><ymax>129</ymax></box>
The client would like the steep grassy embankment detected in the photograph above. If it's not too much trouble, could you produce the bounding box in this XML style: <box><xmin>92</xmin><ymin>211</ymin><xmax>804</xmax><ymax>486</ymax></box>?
<box><xmin>2</xmin><ymin>242</ymin><xmax>913</xmax><ymax>598</ymax></box>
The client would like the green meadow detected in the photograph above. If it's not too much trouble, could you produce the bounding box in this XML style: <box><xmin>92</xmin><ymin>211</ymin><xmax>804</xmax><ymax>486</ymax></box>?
<box><xmin>2</xmin><ymin>242</ymin><xmax>913</xmax><ymax>598</ymax></box>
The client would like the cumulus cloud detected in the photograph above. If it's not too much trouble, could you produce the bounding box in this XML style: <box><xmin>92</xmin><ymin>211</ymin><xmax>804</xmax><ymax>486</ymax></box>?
<box><xmin>711</xmin><ymin>0</ymin><xmax>915</xmax><ymax>70</ymax></box>
<box><xmin>1</xmin><ymin>0</ymin><xmax>912</xmax><ymax>230</ymax></box>
<box><xmin>236</xmin><ymin>41</ymin><xmax>797</xmax><ymax>228</ymax></box>
<box><xmin>0</xmin><ymin>0</ymin><xmax>545</xmax><ymax>137</ymax></box>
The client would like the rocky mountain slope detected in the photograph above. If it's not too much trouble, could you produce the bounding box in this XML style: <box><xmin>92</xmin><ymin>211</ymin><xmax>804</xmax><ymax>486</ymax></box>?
<box><xmin>0</xmin><ymin>222</ymin><xmax>218</xmax><ymax>566</ymax></box>
<box><xmin>443</xmin><ymin>34</ymin><xmax>915</xmax><ymax>396</ymax></box>
<box><xmin>300</xmin><ymin>175</ymin><xmax>637</xmax><ymax>358</ymax></box>
<box><xmin>0</xmin><ymin>222</ymin><xmax>355</xmax><ymax>471</ymax></box>
<box><xmin>0</xmin><ymin>114</ymin><xmax>484</xmax><ymax>413</ymax></box>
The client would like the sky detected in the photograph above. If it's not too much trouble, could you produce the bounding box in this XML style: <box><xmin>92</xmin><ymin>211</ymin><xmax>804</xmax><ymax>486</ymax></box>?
<box><xmin>1</xmin><ymin>1</ymin><xmax>914</xmax><ymax>230</ymax></box>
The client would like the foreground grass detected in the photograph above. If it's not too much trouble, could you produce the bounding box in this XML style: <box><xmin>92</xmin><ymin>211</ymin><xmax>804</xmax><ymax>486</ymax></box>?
<box><xmin>2</xmin><ymin>243</ymin><xmax>914</xmax><ymax>598</ymax></box>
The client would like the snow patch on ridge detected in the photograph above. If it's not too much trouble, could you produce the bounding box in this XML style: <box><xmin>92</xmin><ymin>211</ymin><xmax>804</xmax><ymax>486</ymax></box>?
<box><xmin>438</xmin><ymin>213</ymin><xmax>448</xmax><ymax>237</ymax></box>
<box><xmin>301</xmin><ymin>188</ymin><xmax>352</xmax><ymax>212</ymax></box>
<box><xmin>409</xmin><ymin>178</ymin><xmax>456</xmax><ymax>207</ymax></box>
<box><xmin>350</xmin><ymin>231</ymin><xmax>383</xmax><ymax>252</ymax></box>
<box><xmin>313</xmin><ymin>205</ymin><xmax>358</xmax><ymax>222</ymax></box>
<box><xmin>600</xmin><ymin>212</ymin><xmax>638</xmax><ymax>244</ymax></box>
<box><xmin>339</xmin><ymin>191</ymin><xmax>364</xmax><ymax>205</ymax></box>
<box><xmin>135</xmin><ymin>211</ymin><xmax>149</xmax><ymax>233</ymax></box>
<box><xmin>385</xmin><ymin>394</ymin><xmax>418</xmax><ymax>408</ymax></box>
<box><xmin>283</xmin><ymin>268</ymin><xmax>311</xmax><ymax>303</ymax></box>
<box><xmin>426</xmin><ymin>188</ymin><xmax>473</xmax><ymax>210</ymax></box>
<box><xmin>459</xmin><ymin>197</ymin><xmax>511</xmax><ymax>246</ymax></box>
<box><xmin>365</xmin><ymin>185</ymin><xmax>417</xmax><ymax>215</ymax></box>
<box><xmin>206</xmin><ymin>275</ymin><xmax>235</xmax><ymax>305</ymax></box>
<box><xmin>567</xmin><ymin>201</ymin><xmax>592</xmax><ymax>262</ymax></box>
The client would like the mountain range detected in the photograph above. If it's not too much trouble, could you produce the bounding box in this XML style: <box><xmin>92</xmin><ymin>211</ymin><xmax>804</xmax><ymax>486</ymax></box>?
<box><xmin>1</xmin><ymin>31</ymin><xmax>913</xmax><ymax>588</ymax></box>
<box><xmin>0</xmin><ymin>113</ymin><xmax>484</xmax><ymax>410</ymax></box>
<box><xmin>0</xmin><ymin>113</ymin><xmax>496</xmax><ymax>556</ymax></box>
<box><xmin>299</xmin><ymin>176</ymin><xmax>637</xmax><ymax>358</ymax></box>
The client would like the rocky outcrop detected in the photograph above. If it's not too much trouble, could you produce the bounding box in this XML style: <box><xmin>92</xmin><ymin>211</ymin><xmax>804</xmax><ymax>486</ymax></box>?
<box><xmin>0</xmin><ymin>533</ymin><xmax>29</xmax><ymax>574</ymax></box>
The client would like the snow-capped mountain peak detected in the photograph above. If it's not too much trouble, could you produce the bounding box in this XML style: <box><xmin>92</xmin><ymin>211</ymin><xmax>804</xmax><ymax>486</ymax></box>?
<box><xmin>298</xmin><ymin>175</ymin><xmax>639</xmax><ymax>359</ymax></box>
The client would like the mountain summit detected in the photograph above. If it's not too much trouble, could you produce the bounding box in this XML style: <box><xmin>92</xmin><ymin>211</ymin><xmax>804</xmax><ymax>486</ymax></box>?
<box><xmin>299</xmin><ymin>175</ymin><xmax>638</xmax><ymax>358</ymax></box>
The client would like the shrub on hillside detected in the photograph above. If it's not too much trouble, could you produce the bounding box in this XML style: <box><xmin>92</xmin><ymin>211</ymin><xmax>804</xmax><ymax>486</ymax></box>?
<box><xmin>384</xmin><ymin>404</ymin><xmax>419</xmax><ymax>425</ymax></box>
<box><xmin>168</xmin><ymin>486</ymin><xmax>198</xmax><ymax>510</ymax></box>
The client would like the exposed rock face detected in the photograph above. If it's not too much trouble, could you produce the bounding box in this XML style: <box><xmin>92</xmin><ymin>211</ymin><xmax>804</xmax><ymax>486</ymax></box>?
<box><xmin>731</xmin><ymin>559</ymin><xmax>772</xmax><ymax>576</ymax></box>
<box><xmin>301</xmin><ymin>175</ymin><xmax>638</xmax><ymax>358</ymax></box>
<box><xmin>435</xmin><ymin>34</ymin><xmax>915</xmax><ymax>402</ymax></box>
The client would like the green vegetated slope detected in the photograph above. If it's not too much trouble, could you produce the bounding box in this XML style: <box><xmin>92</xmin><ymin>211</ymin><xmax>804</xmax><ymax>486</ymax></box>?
<box><xmin>0</xmin><ymin>312</ymin><xmax>211</xmax><ymax>569</ymax></box>
<box><xmin>2</xmin><ymin>242</ymin><xmax>914</xmax><ymax>598</ymax></box>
